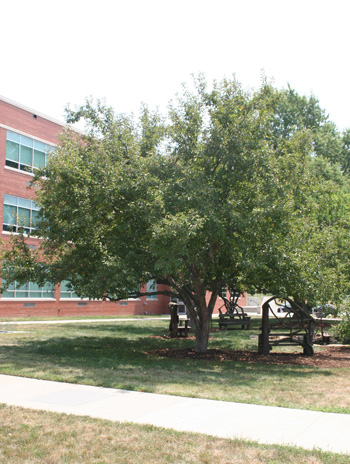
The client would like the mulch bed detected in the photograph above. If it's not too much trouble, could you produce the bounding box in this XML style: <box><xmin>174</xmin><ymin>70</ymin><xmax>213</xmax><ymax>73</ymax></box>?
<box><xmin>148</xmin><ymin>345</ymin><xmax>350</xmax><ymax>368</ymax></box>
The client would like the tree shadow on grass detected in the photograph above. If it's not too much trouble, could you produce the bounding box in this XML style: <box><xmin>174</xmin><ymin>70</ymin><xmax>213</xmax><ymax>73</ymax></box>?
<box><xmin>60</xmin><ymin>323</ymin><xmax>170</xmax><ymax>340</ymax></box>
<box><xmin>0</xmin><ymin>334</ymin><xmax>336</xmax><ymax>382</ymax></box>
<box><xmin>1</xmin><ymin>327</ymin><xmax>347</xmax><ymax>412</ymax></box>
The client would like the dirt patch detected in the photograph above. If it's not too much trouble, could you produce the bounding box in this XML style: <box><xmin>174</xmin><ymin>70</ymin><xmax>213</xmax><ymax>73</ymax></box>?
<box><xmin>148</xmin><ymin>345</ymin><xmax>350</xmax><ymax>368</ymax></box>
<box><xmin>148</xmin><ymin>335</ymin><xmax>217</xmax><ymax>341</ymax></box>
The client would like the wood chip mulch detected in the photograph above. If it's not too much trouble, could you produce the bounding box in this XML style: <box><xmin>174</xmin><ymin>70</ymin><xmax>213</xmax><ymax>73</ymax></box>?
<box><xmin>147</xmin><ymin>346</ymin><xmax>350</xmax><ymax>368</ymax></box>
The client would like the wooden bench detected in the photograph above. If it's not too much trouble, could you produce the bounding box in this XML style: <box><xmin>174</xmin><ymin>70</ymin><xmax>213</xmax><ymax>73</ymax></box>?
<box><xmin>258</xmin><ymin>297</ymin><xmax>315</xmax><ymax>356</ymax></box>
<box><xmin>219</xmin><ymin>316</ymin><xmax>251</xmax><ymax>330</ymax></box>
<box><xmin>177</xmin><ymin>318</ymin><xmax>190</xmax><ymax>337</ymax></box>
<box><xmin>216</xmin><ymin>292</ymin><xmax>252</xmax><ymax>330</ymax></box>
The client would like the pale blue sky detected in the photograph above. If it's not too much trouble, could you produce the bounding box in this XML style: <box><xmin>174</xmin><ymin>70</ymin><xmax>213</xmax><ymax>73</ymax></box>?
<box><xmin>2</xmin><ymin>0</ymin><xmax>349</xmax><ymax>129</ymax></box>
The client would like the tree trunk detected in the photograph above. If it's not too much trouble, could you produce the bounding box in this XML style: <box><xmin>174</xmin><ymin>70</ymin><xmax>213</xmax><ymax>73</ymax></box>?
<box><xmin>166</xmin><ymin>275</ymin><xmax>218</xmax><ymax>354</ymax></box>
<box><xmin>259</xmin><ymin>299</ymin><xmax>270</xmax><ymax>355</ymax></box>
<box><xmin>194</xmin><ymin>317</ymin><xmax>210</xmax><ymax>352</ymax></box>
<box><xmin>177</xmin><ymin>296</ymin><xmax>211</xmax><ymax>353</ymax></box>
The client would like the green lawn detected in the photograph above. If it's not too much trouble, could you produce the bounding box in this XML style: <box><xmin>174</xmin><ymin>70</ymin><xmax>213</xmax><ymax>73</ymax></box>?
<box><xmin>0</xmin><ymin>317</ymin><xmax>349</xmax><ymax>413</ymax></box>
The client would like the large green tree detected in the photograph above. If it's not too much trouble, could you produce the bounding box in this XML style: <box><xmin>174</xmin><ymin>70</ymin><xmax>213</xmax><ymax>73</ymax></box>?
<box><xmin>2</xmin><ymin>77</ymin><xmax>349</xmax><ymax>352</ymax></box>
<box><xmin>258</xmin><ymin>86</ymin><xmax>350</xmax><ymax>304</ymax></box>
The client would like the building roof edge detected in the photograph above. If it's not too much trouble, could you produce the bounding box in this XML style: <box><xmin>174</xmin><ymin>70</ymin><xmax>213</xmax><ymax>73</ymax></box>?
<box><xmin>0</xmin><ymin>94</ymin><xmax>66</xmax><ymax>128</ymax></box>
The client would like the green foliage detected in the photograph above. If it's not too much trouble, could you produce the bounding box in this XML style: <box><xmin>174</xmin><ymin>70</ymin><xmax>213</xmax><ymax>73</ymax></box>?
<box><xmin>270</xmin><ymin>85</ymin><xmax>343</xmax><ymax>160</ymax></box>
<box><xmin>339</xmin><ymin>128</ymin><xmax>350</xmax><ymax>174</ymax></box>
<box><xmin>336</xmin><ymin>310</ymin><xmax>350</xmax><ymax>344</ymax></box>
<box><xmin>315</xmin><ymin>304</ymin><xmax>340</xmax><ymax>318</ymax></box>
<box><xmin>2</xmin><ymin>76</ymin><xmax>350</xmax><ymax>351</ymax></box>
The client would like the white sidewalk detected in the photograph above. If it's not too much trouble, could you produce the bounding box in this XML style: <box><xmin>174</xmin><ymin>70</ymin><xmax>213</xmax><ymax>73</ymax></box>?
<box><xmin>0</xmin><ymin>374</ymin><xmax>349</xmax><ymax>454</ymax></box>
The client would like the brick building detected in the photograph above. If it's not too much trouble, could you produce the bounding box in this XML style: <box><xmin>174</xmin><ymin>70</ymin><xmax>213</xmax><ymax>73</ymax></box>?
<box><xmin>0</xmin><ymin>96</ymin><xmax>247</xmax><ymax>318</ymax></box>
<box><xmin>0</xmin><ymin>96</ymin><xmax>173</xmax><ymax>317</ymax></box>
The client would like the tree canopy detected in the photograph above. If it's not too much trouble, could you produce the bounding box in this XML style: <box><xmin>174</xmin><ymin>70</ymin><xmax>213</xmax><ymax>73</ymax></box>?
<box><xmin>2</xmin><ymin>76</ymin><xmax>350</xmax><ymax>352</ymax></box>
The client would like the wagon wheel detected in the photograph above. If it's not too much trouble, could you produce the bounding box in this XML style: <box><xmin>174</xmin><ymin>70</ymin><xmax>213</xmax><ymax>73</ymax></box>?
<box><xmin>267</xmin><ymin>297</ymin><xmax>305</xmax><ymax>332</ymax></box>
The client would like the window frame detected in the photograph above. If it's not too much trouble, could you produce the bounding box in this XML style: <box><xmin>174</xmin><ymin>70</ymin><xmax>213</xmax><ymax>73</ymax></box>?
<box><xmin>5</xmin><ymin>130</ymin><xmax>55</xmax><ymax>173</ymax></box>
<box><xmin>1</xmin><ymin>280</ymin><xmax>55</xmax><ymax>299</ymax></box>
<box><xmin>146</xmin><ymin>279</ymin><xmax>158</xmax><ymax>300</ymax></box>
<box><xmin>3</xmin><ymin>194</ymin><xmax>40</xmax><ymax>235</ymax></box>
<box><xmin>59</xmin><ymin>281</ymin><xmax>80</xmax><ymax>299</ymax></box>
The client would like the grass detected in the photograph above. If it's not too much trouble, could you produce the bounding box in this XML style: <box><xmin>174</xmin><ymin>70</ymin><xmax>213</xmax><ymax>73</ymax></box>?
<box><xmin>0</xmin><ymin>404</ymin><xmax>348</xmax><ymax>464</ymax></box>
<box><xmin>0</xmin><ymin>317</ymin><xmax>349</xmax><ymax>413</ymax></box>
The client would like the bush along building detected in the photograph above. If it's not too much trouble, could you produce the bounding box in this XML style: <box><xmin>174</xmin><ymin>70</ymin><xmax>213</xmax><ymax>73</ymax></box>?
<box><xmin>0</xmin><ymin>96</ymin><xmax>173</xmax><ymax>317</ymax></box>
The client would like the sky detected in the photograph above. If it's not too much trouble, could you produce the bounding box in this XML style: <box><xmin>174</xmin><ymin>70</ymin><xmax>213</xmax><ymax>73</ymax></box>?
<box><xmin>1</xmin><ymin>0</ymin><xmax>349</xmax><ymax>130</ymax></box>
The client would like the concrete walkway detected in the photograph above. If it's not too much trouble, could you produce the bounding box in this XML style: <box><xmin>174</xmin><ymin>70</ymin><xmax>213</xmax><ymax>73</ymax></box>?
<box><xmin>0</xmin><ymin>374</ymin><xmax>349</xmax><ymax>454</ymax></box>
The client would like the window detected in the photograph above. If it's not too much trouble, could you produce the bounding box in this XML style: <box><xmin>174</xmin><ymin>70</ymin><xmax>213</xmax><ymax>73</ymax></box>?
<box><xmin>1</xmin><ymin>280</ymin><xmax>54</xmax><ymax>298</ymax></box>
<box><xmin>220</xmin><ymin>286</ymin><xmax>227</xmax><ymax>299</ymax></box>
<box><xmin>146</xmin><ymin>279</ymin><xmax>158</xmax><ymax>299</ymax></box>
<box><xmin>3</xmin><ymin>194</ymin><xmax>40</xmax><ymax>234</ymax></box>
<box><xmin>60</xmin><ymin>281</ymin><xmax>80</xmax><ymax>299</ymax></box>
<box><xmin>5</xmin><ymin>130</ymin><xmax>54</xmax><ymax>173</ymax></box>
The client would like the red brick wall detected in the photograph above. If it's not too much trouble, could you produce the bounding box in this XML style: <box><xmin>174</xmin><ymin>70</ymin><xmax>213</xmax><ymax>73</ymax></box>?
<box><xmin>0</xmin><ymin>99</ymin><xmax>62</xmax><ymax>144</ymax></box>
<box><xmin>0</xmin><ymin>292</ymin><xmax>245</xmax><ymax>318</ymax></box>
<box><xmin>0</xmin><ymin>298</ymin><xmax>170</xmax><ymax>318</ymax></box>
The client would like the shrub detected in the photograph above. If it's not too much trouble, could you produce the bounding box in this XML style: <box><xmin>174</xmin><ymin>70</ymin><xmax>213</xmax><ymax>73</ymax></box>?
<box><xmin>313</xmin><ymin>304</ymin><xmax>339</xmax><ymax>318</ymax></box>
<box><xmin>336</xmin><ymin>310</ymin><xmax>350</xmax><ymax>344</ymax></box>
